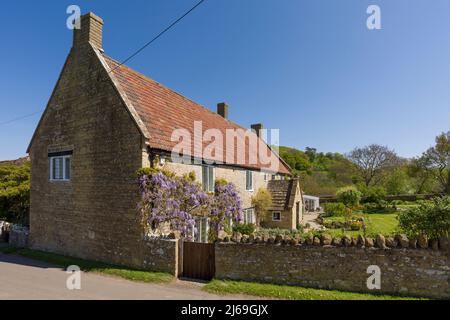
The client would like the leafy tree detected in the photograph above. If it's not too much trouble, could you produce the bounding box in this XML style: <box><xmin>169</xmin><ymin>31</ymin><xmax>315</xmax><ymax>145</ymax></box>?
<box><xmin>252</xmin><ymin>188</ymin><xmax>272</xmax><ymax>225</ymax></box>
<box><xmin>347</xmin><ymin>144</ymin><xmax>400</xmax><ymax>187</ymax></box>
<box><xmin>279</xmin><ymin>146</ymin><xmax>359</xmax><ymax>195</ymax></box>
<box><xmin>384</xmin><ymin>167</ymin><xmax>410</xmax><ymax>195</ymax></box>
<box><xmin>406</xmin><ymin>158</ymin><xmax>435</xmax><ymax>194</ymax></box>
<box><xmin>420</xmin><ymin>132</ymin><xmax>450</xmax><ymax>194</ymax></box>
<box><xmin>298</xmin><ymin>171</ymin><xmax>336</xmax><ymax>196</ymax></box>
<box><xmin>305</xmin><ymin>147</ymin><xmax>317</xmax><ymax>162</ymax></box>
<box><xmin>0</xmin><ymin>161</ymin><xmax>30</xmax><ymax>226</ymax></box>
<box><xmin>327</xmin><ymin>159</ymin><xmax>359</xmax><ymax>186</ymax></box>
<box><xmin>279</xmin><ymin>147</ymin><xmax>312</xmax><ymax>174</ymax></box>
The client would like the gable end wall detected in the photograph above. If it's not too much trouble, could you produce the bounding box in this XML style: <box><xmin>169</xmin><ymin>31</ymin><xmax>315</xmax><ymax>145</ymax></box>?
<box><xmin>28</xmin><ymin>44</ymin><xmax>146</xmax><ymax>267</ymax></box>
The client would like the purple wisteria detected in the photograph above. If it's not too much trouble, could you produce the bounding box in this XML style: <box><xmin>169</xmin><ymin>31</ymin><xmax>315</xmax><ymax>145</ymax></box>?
<box><xmin>209</xmin><ymin>183</ymin><xmax>243</xmax><ymax>237</ymax></box>
<box><xmin>138</xmin><ymin>170</ymin><xmax>242</xmax><ymax>242</ymax></box>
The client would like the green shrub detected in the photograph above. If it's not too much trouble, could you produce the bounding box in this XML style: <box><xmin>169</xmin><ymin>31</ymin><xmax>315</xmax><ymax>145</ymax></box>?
<box><xmin>323</xmin><ymin>203</ymin><xmax>346</xmax><ymax>217</ymax></box>
<box><xmin>361</xmin><ymin>186</ymin><xmax>387</xmax><ymax>204</ymax></box>
<box><xmin>233</xmin><ymin>223</ymin><xmax>256</xmax><ymax>235</ymax></box>
<box><xmin>215</xmin><ymin>178</ymin><xmax>228</xmax><ymax>186</ymax></box>
<box><xmin>398</xmin><ymin>197</ymin><xmax>450</xmax><ymax>238</ymax></box>
<box><xmin>362</xmin><ymin>201</ymin><xmax>395</xmax><ymax>213</ymax></box>
<box><xmin>336</xmin><ymin>186</ymin><xmax>361</xmax><ymax>207</ymax></box>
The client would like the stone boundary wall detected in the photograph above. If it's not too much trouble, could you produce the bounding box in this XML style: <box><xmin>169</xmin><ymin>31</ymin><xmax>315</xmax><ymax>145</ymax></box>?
<box><xmin>215</xmin><ymin>236</ymin><xmax>450</xmax><ymax>299</ymax></box>
<box><xmin>138</xmin><ymin>238</ymin><xmax>179</xmax><ymax>276</ymax></box>
<box><xmin>320</xmin><ymin>193</ymin><xmax>437</xmax><ymax>204</ymax></box>
<box><xmin>8</xmin><ymin>225</ymin><xmax>29</xmax><ymax>248</ymax></box>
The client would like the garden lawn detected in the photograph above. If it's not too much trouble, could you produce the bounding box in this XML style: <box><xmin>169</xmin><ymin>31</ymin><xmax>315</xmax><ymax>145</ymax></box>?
<box><xmin>323</xmin><ymin>212</ymin><xmax>399</xmax><ymax>237</ymax></box>
<box><xmin>204</xmin><ymin>280</ymin><xmax>423</xmax><ymax>300</ymax></box>
<box><xmin>0</xmin><ymin>247</ymin><xmax>173</xmax><ymax>283</ymax></box>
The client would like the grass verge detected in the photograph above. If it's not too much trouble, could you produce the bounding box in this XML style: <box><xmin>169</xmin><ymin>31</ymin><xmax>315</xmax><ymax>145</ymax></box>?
<box><xmin>0</xmin><ymin>246</ymin><xmax>173</xmax><ymax>283</ymax></box>
<box><xmin>204</xmin><ymin>280</ymin><xmax>425</xmax><ymax>300</ymax></box>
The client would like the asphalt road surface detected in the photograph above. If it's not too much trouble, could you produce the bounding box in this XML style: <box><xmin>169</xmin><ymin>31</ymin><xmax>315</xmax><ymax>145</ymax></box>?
<box><xmin>0</xmin><ymin>253</ymin><xmax>253</xmax><ymax>300</ymax></box>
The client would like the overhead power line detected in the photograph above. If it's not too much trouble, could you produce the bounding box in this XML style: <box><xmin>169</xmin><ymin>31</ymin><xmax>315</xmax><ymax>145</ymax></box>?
<box><xmin>0</xmin><ymin>111</ymin><xmax>42</xmax><ymax>126</ymax></box>
<box><xmin>2</xmin><ymin>1</ymin><xmax>207</xmax><ymax>127</ymax></box>
<box><xmin>108</xmin><ymin>0</ymin><xmax>207</xmax><ymax>75</ymax></box>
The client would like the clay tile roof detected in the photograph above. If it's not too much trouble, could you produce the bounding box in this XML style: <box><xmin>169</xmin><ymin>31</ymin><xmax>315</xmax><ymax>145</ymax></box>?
<box><xmin>101</xmin><ymin>54</ymin><xmax>291</xmax><ymax>175</ymax></box>
<box><xmin>267</xmin><ymin>179</ymin><xmax>299</xmax><ymax>210</ymax></box>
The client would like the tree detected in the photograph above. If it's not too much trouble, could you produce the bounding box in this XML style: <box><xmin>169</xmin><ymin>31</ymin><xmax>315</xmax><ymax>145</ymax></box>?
<box><xmin>251</xmin><ymin>188</ymin><xmax>272</xmax><ymax>225</ymax></box>
<box><xmin>305</xmin><ymin>147</ymin><xmax>317</xmax><ymax>162</ymax></box>
<box><xmin>384</xmin><ymin>167</ymin><xmax>409</xmax><ymax>195</ymax></box>
<box><xmin>347</xmin><ymin>144</ymin><xmax>400</xmax><ymax>187</ymax></box>
<box><xmin>421</xmin><ymin>132</ymin><xmax>450</xmax><ymax>194</ymax></box>
<box><xmin>278</xmin><ymin>146</ymin><xmax>312</xmax><ymax>174</ymax></box>
<box><xmin>406</xmin><ymin>158</ymin><xmax>435</xmax><ymax>194</ymax></box>
<box><xmin>0</xmin><ymin>161</ymin><xmax>30</xmax><ymax>226</ymax></box>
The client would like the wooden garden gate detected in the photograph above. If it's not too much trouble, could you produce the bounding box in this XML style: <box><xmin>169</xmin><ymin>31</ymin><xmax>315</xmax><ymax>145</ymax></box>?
<box><xmin>182</xmin><ymin>241</ymin><xmax>215</xmax><ymax>281</ymax></box>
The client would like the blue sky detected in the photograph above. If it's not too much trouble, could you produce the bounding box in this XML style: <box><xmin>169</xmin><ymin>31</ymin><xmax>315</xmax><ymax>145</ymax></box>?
<box><xmin>0</xmin><ymin>0</ymin><xmax>449</xmax><ymax>160</ymax></box>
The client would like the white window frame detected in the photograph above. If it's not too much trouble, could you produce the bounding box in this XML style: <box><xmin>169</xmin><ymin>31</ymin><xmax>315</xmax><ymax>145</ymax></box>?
<box><xmin>246</xmin><ymin>170</ymin><xmax>253</xmax><ymax>192</ymax></box>
<box><xmin>272</xmin><ymin>211</ymin><xmax>281</xmax><ymax>221</ymax></box>
<box><xmin>193</xmin><ymin>216</ymin><xmax>209</xmax><ymax>243</ymax></box>
<box><xmin>243</xmin><ymin>208</ymin><xmax>256</xmax><ymax>225</ymax></box>
<box><xmin>202</xmin><ymin>165</ymin><xmax>215</xmax><ymax>193</ymax></box>
<box><xmin>49</xmin><ymin>155</ymin><xmax>71</xmax><ymax>181</ymax></box>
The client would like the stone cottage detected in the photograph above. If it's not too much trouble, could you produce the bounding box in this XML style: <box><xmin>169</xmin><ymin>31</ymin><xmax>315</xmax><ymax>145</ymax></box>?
<box><xmin>262</xmin><ymin>179</ymin><xmax>302</xmax><ymax>230</ymax></box>
<box><xmin>27</xmin><ymin>12</ymin><xmax>301</xmax><ymax>266</ymax></box>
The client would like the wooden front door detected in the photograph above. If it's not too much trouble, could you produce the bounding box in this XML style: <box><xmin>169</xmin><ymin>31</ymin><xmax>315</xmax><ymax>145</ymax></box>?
<box><xmin>182</xmin><ymin>241</ymin><xmax>215</xmax><ymax>281</ymax></box>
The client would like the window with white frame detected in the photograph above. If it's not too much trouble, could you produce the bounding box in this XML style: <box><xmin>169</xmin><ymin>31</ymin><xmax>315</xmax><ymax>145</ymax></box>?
<box><xmin>49</xmin><ymin>152</ymin><xmax>72</xmax><ymax>181</ymax></box>
<box><xmin>243</xmin><ymin>208</ymin><xmax>256</xmax><ymax>225</ymax></box>
<box><xmin>202</xmin><ymin>166</ymin><xmax>215</xmax><ymax>192</ymax></box>
<box><xmin>194</xmin><ymin>216</ymin><xmax>209</xmax><ymax>243</ymax></box>
<box><xmin>246</xmin><ymin>170</ymin><xmax>253</xmax><ymax>191</ymax></box>
<box><xmin>272</xmin><ymin>212</ymin><xmax>281</xmax><ymax>221</ymax></box>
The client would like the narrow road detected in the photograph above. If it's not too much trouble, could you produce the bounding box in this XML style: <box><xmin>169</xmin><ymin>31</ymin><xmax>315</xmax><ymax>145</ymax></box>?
<box><xmin>0</xmin><ymin>253</ymin><xmax>252</xmax><ymax>300</ymax></box>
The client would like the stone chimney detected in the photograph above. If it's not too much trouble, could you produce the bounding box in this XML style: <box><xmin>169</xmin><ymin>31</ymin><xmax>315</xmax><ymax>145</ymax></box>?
<box><xmin>217</xmin><ymin>102</ymin><xmax>229</xmax><ymax>119</ymax></box>
<box><xmin>73</xmin><ymin>12</ymin><xmax>104</xmax><ymax>49</ymax></box>
<box><xmin>251</xmin><ymin>123</ymin><xmax>264</xmax><ymax>138</ymax></box>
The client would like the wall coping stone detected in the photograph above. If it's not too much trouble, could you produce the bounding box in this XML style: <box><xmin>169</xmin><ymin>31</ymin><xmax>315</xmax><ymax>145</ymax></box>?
<box><xmin>218</xmin><ymin>234</ymin><xmax>450</xmax><ymax>251</ymax></box>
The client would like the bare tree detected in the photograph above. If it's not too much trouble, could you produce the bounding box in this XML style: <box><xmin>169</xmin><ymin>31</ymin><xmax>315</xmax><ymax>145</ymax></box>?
<box><xmin>347</xmin><ymin>144</ymin><xmax>400</xmax><ymax>187</ymax></box>
<box><xmin>421</xmin><ymin>132</ymin><xmax>450</xmax><ymax>195</ymax></box>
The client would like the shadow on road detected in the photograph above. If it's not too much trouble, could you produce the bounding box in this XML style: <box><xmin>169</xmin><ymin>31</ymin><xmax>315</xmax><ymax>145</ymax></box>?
<box><xmin>0</xmin><ymin>252</ymin><xmax>60</xmax><ymax>270</ymax></box>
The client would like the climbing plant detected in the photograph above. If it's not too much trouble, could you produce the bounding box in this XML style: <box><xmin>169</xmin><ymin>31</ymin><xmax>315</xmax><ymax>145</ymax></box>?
<box><xmin>138</xmin><ymin>168</ymin><xmax>242</xmax><ymax>242</ymax></box>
